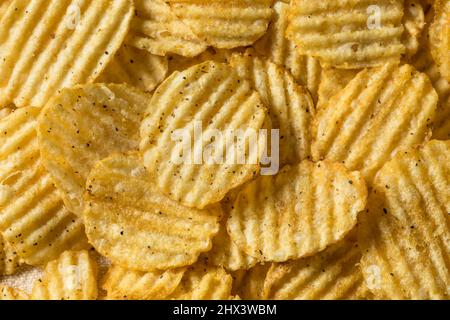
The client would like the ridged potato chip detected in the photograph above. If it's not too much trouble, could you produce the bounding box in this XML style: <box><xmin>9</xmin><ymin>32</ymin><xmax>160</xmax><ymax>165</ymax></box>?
<box><xmin>402</xmin><ymin>0</ymin><xmax>425</xmax><ymax>58</ymax></box>
<box><xmin>140</xmin><ymin>61</ymin><xmax>267</xmax><ymax>209</ymax></box>
<box><xmin>254</xmin><ymin>1</ymin><xmax>322</xmax><ymax>101</ymax></box>
<box><xmin>429</xmin><ymin>0</ymin><xmax>450</xmax><ymax>82</ymax></box>
<box><xmin>230</xmin><ymin>51</ymin><xmax>315</xmax><ymax>166</ymax></box>
<box><xmin>317</xmin><ymin>68</ymin><xmax>359</xmax><ymax>110</ymax></box>
<box><xmin>359</xmin><ymin>140</ymin><xmax>450</xmax><ymax>299</ymax></box>
<box><xmin>0</xmin><ymin>0</ymin><xmax>133</xmax><ymax>108</ymax></box>
<box><xmin>103</xmin><ymin>265</ymin><xmax>185</xmax><ymax>300</ymax></box>
<box><xmin>167</xmin><ymin>0</ymin><xmax>273</xmax><ymax>49</ymax></box>
<box><xmin>83</xmin><ymin>153</ymin><xmax>220</xmax><ymax>271</ymax></box>
<box><xmin>231</xmin><ymin>264</ymin><xmax>271</xmax><ymax>300</ymax></box>
<box><xmin>0</xmin><ymin>107</ymin><xmax>89</xmax><ymax>266</ymax></box>
<box><xmin>38</xmin><ymin>83</ymin><xmax>149</xmax><ymax>215</ymax></box>
<box><xmin>127</xmin><ymin>0</ymin><xmax>207</xmax><ymax>57</ymax></box>
<box><xmin>0</xmin><ymin>285</ymin><xmax>28</xmax><ymax>300</ymax></box>
<box><xmin>227</xmin><ymin>161</ymin><xmax>367</xmax><ymax>262</ymax></box>
<box><xmin>0</xmin><ymin>235</ymin><xmax>20</xmax><ymax>275</ymax></box>
<box><xmin>263</xmin><ymin>239</ymin><xmax>371</xmax><ymax>300</ymax></box>
<box><xmin>31</xmin><ymin>250</ymin><xmax>98</xmax><ymax>300</ymax></box>
<box><xmin>98</xmin><ymin>44</ymin><xmax>168</xmax><ymax>93</ymax></box>
<box><xmin>287</xmin><ymin>0</ymin><xmax>405</xmax><ymax>68</ymax></box>
<box><xmin>312</xmin><ymin>63</ymin><xmax>438</xmax><ymax>184</ymax></box>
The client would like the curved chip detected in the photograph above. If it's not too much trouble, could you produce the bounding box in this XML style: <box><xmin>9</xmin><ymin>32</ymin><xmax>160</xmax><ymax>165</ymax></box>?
<box><xmin>0</xmin><ymin>235</ymin><xmax>20</xmax><ymax>276</ymax></box>
<box><xmin>37</xmin><ymin>83</ymin><xmax>149</xmax><ymax>215</ymax></box>
<box><xmin>0</xmin><ymin>285</ymin><xmax>28</xmax><ymax>300</ymax></box>
<box><xmin>317</xmin><ymin>68</ymin><xmax>359</xmax><ymax>110</ymax></box>
<box><xmin>0</xmin><ymin>0</ymin><xmax>134</xmax><ymax>108</ymax></box>
<box><xmin>263</xmin><ymin>239</ymin><xmax>372</xmax><ymax>300</ymax></box>
<box><xmin>227</xmin><ymin>161</ymin><xmax>367</xmax><ymax>263</ymax></box>
<box><xmin>230</xmin><ymin>51</ymin><xmax>314</xmax><ymax>166</ymax></box>
<box><xmin>312</xmin><ymin>63</ymin><xmax>438</xmax><ymax>184</ymax></box>
<box><xmin>429</xmin><ymin>0</ymin><xmax>450</xmax><ymax>82</ymax></box>
<box><xmin>31</xmin><ymin>250</ymin><xmax>98</xmax><ymax>300</ymax></box>
<box><xmin>83</xmin><ymin>153</ymin><xmax>220</xmax><ymax>271</ymax></box>
<box><xmin>103</xmin><ymin>265</ymin><xmax>185</xmax><ymax>300</ymax></box>
<box><xmin>231</xmin><ymin>264</ymin><xmax>271</xmax><ymax>300</ymax></box>
<box><xmin>0</xmin><ymin>107</ymin><xmax>89</xmax><ymax>266</ymax></box>
<box><xmin>254</xmin><ymin>1</ymin><xmax>322</xmax><ymax>101</ymax></box>
<box><xmin>127</xmin><ymin>0</ymin><xmax>207</xmax><ymax>57</ymax></box>
<box><xmin>97</xmin><ymin>44</ymin><xmax>168</xmax><ymax>93</ymax></box>
<box><xmin>402</xmin><ymin>0</ymin><xmax>425</xmax><ymax>58</ymax></box>
<box><xmin>287</xmin><ymin>0</ymin><xmax>405</xmax><ymax>68</ymax></box>
<box><xmin>358</xmin><ymin>140</ymin><xmax>450</xmax><ymax>299</ymax></box>
<box><xmin>140</xmin><ymin>61</ymin><xmax>267</xmax><ymax>209</ymax></box>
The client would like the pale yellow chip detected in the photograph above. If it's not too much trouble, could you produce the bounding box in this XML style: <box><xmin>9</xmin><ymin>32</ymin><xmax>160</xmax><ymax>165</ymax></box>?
<box><xmin>358</xmin><ymin>140</ymin><xmax>450</xmax><ymax>299</ymax></box>
<box><xmin>227</xmin><ymin>160</ymin><xmax>367</xmax><ymax>263</ymax></box>
<box><xmin>37</xmin><ymin>83</ymin><xmax>149</xmax><ymax>215</ymax></box>
<box><xmin>230</xmin><ymin>51</ymin><xmax>315</xmax><ymax>166</ymax></box>
<box><xmin>254</xmin><ymin>1</ymin><xmax>322</xmax><ymax>101</ymax></box>
<box><xmin>83</xmin><ymin>153</ymin><xmax>220</xmax><ymax>271</ymax></box>
<box><xmin>168</xmin><ymin>48</ymin><xmax>237</xmax><ymax>74</ymax></box>
<box><xmin>287</xmin><ymin>0</ymin><xmax>405</xmax><ymax>68</ymax></box>
<box><xmin>0</xmin><ymin>234</ymin><xmax>20</xmax><ymax>276</ymax></box>
<box><xmin>166</xmin><ymin>0</ymin><xmax>273</xmax><ymax>49</ymax></box>
<box><xmin>0</xmin><ymin>0</ymin><xmax>134</xmax><ymax>108</ymax></box>
<box><xmin>429</xmin><ymin>0</ymin><xmax>450</xmax><ymax>82</ymax></box>
<box><xmin>0</xmin><ymin>107</ymin><xmax>89</xmax><ymax>266</ymax></box>
<box><xmin>263</xmin><ymin>239</ymin><xmax>372</xmax><ymax>300</ymax></box>
<box><xmin>103</xmin><ymin>265</ymin><xmax>186</xmax><ymax>300</ymax></box>
<box><xmin>140</xmin><ymin>61</ymin><xmax>267</xmax><ymax>209</ymax></box>
<box><xmin>402</xmin><ymin>0</ymin><xmax>426</xmax><ymax>58</ymax></box>
<box><xmin>231</xmin><ymin>264</ymin><xmax>271</xmax><ymax>300</ymax></box>
<box><xmin>127</xmin><ymin>0</ymin><xmax>207</xmax><ymax>57</ymax></box>
<box><xmin>168</xmin><ymin>260</ymin><xmax>233</xmax><ymax>300</ymax></box>
<box><xmin>312</xmin><ymin>63</ymin><xmax>438</xmax><ymax>185</ymax></box>
<box><xmin>97</xmin><ymin>44</ymin><xmax>168</xmax><ymax>93</ymax></box>
<box><xmin>0</xmin><ymin>285</ymin><xmax>29</xmax><ymax>300</ymax></box>
<box><xmin>317</xmin><ymin>68</ymin><xmax>359</xmax><ymax>110</ymax></box>
<box><xmin>31</xmin><ymin>250</ymin><xmax>98</xmax><ymax>300</ymax></box>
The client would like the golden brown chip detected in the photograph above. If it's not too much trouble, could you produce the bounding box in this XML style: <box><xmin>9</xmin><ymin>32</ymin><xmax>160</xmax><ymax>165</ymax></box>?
<box><xmin>83</xmin><ymin>153</ymin><xmax>220</xmax><ymax>271</ymax></box>
<box><xmin>31</xmin><ymin>250</ymin><xmax>98</xmax><ymax>300</ymax></box>
<box><xmin>0</xmin><ymin>235</ymin><xmax>20</xmax><ymax>276</ymax></box>
<box><xmin>140</xmin><ymin>61</ymin><xmax>267</xmax><ymax>209</ymax></box>
<box><xmin>227</xmin><ymin>161</ymin><xmax>367</xmax><ymax>263</ymax></box>
<box><xmin>0</xmin><ymin>107</ymin><xmax>89</xmax><ymax>266</ymax></box>
<box><xmin>429</xmin><ymin>0</ymin><xmax>450</xmax><ymax>82</ymax></box>
<box><xmin>127</xmin><ymin>0</ymin><xmax>207</xmax><ymax>57</ymax></box>
<box><xmin>0</xmin><ymin>285</ymin><xmax>28</xmax><ymax>300</ymax></box>
<box><xmin>358</xmin><ymin>140</ymin><xmax>450</xmax><ymax>299</ymax></box>
<box><xmin>312</xmin><ymin>63</ymin><xmax>438</xmax><ymax>184</ymax></box>
<box><xmin>0</xmin><ymin>0</ymin><xmax>11</xmax><ymax>19</ymax></box>
<box><xmin>97</xmin><ymin>44</ymin><xmax>168</xmax><ymax>93</ymax></box>
<box><xmin>287</xmin><ymin>0</ymin><xmax>405</xmax><ymax>68</ymax></box>
<box><xmin>254</xmin><ymin>1</ymin><xmax>322</xmax><ymax>101</ymax></box>
<box><xmin>231</xmin><ymin>264</ymin><xmax>271</xmax><ymax>300</ymax></box>
<box><xmin>38</xmin><ymin>83</ymin><xmax>149</xmax><ymax>215</ymax></box>
<box><xmin>402</xmin><ymin>0</ymin><xmax>426</xmax><ymax>58</ymax></box>
<box><xmin>168</xmin><ymin>48</ymin><xmax>236</xmax><ymax>74</ymax></box>
<box><xmin>317</xmin><ymin>68</ymin><xmax>359</xmax><ymax>110</ymax></box>
<box><xmin>167</xmin><ymin>0</ymin><xmax>273</xmax><ymax>49</ymax></box>
<box><xmin>263</xmin><ymin>239</ymin><xmax>372</xmax><ymax>300</ymax></box>
<box><xmin>0</xmin><ymin>104</ymin><xmax>14</xmax><ymax>120</ymax></box>
<box><xmin>0</xmin><ymin>0</ymin><xmax>134</xmax><ymax>108</ymax></box>
<box><xmin>103</xmin><ymin>265</ymin><xmax>185</xmax><ymax>300</ymax></box>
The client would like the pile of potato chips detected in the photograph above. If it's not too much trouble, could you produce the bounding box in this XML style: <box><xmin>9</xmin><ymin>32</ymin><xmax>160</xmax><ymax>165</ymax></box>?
<box><xmin>0</xmin><ymin>0</ymin><xmax>448</xmax><ymax>300</ymax></box>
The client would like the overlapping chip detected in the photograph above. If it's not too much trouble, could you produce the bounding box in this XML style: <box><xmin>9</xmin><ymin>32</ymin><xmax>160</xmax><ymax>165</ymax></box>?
<box><xmin>231</xmin><ymin>264</ymin><xmax>271</xmax><ymax>300</ymax></box>
<box><xmin>358</xmin><ymin>140</ymin><xmax>450</xmax><ymax>299</ymax></box>
<box><xmin>227</xmin><ymin>160</ymin><xmax>367</xmax><ymax>262</ymax></box>
<box><xmin>312</xmin><ymin>63</ymin><xmax>438</xmax><ymax>184</ymax></box>
<box><xmin>37</xmin><ymin>83</ymin><xmax>149</xmax><ymax>215</ymax></box>
<box><xmin>0</xmin><ymin>285</ymin><xmax>28</xmax><ymax>300</ymax></box>
<box><xmin>429</xmin><ymin>0</ymin><xmax>450</xmax><ymax>82</ymax></box>
<box><xmin>0</xmin><ymin>0</ymin><xmax>134</xmax><ymax>108</ymax></box>
<box><xmin>168</xmin><ymin>48</ymin><xmax>236</xmax><ymax>74</ymax></box>
<box><xmin>287</xmin><ymin>0</ymin><xmax>405</xmax><ymax>68</ymax></box>
<box><xmin>103</xmin><ymin>265</ymin><xmax>186</xmax><ymax>300</ymax></box>
<box><xmin>31</xmin><ymin>250</ymin><xmax>98</xmax><ymax>300</ymax></box>
<box><xmin>140</xmin><ymin>61</ymin><xmax>267</xmax><ymax>209</ymax></box>
<box><xmin>0</xmin><ymin>107</ymin><xmax>89</xmax><ymax>266</ymax></box>
<box><xmin>0</xmin><ymin>234</ymin><xmax>20</xmax><ymax>276</ymax></box>
<box><xmin>83</xmin><ymin>153</ymin><xmax>220</xmax><ymax>271</ymax></box>
<box><xmin>316</xmin><ymin>68</ymin><xmax>359</xmax><ymax>110</ymax></box>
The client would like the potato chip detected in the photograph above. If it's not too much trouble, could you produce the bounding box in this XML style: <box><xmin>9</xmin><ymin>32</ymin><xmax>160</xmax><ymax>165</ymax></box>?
<box><xmin>317</xmin><ymin>68</ymin><xmax>359</xmax><ymax>110</ymax></box>
<box><xmin>231</xmin><ymin>264</ymin><xmax>271</xmax><ymax>300</ymax></box>
<box><xmin>229</xmin><ymin>51</ymin><xmax>314</xmax><ymax>166</ymax></box>
<box><xmin>429</xmin><ymin>0</ymin><xmax>450</xmax><ymax>82</ymax></box>
<box><xmin>97</xmin><ymin>44</ymin><xmax>168</xmax><ymax>93</ymax></box>
<box><xmin>167</xmin><ymin>0</ymin><xmax>273</xmax><ymax>49</ymax></box>
<box><xmin>0</xmin><ymin>0</ymin><xmax>11</xmax><ymax>19</ymax></box>
<box><xmin>287</xmin><ymin>0</ymin><xmax>405</xmax><ymax>68</ymax></box>
<box><xmin>127</xmin><ymin>0</ymin><xmax>207</xmax><ymax>57</ymax></box>
<box><xmin>402</xmin><ymin>0</ymin><xmax>426</xmax><ymax>58</ymax></box>
<box><xmin>31</xmin><ymin>250</ymin><xmax>98</xmax><ymax>300</ymax></box>
<box><xmin>263</xmin><ymin>239</ymin><xmax>372</xmax><ymax>300</ymax></box>
<box><xmin>0</xmin><ymin>107</ymin><xmax>89</xmax><ymax>266</ymax></box>
<box><xmin>83</xmin><ymin>153</ymin><xmax>220</xmax><ymax>271</ymax></box>
<box><xmin>312</xmin><ymin>63</ymin><xmax>438</xmax><ymax>184</ymax></box>
<box><xmin>254</xmin><ymin>1</ymin><xmax>322</xmax><ymax>101</ymax></box>
<box><xmin>140</xmin><ymin>61</ymin><xmax>267</xmax><ymax>209</ymax></box>
<box><xmin>103</xmin><ymin>265</ymin><xmax>185</xmax><ymax>300</ymax></box>
<box><xmin>0</xmin><ymin>0</ymin><xmax>133</xmax><ymax>108</ymax></box>
<box><xmin>0</xmin><ymin>235</ymin><xmax>20</xmax><ymax>276</ymax></box>
<box><xmin>358</xmin><ymin>140</ymin><xmax>450</xmax><ymax>299</ymax></box>
<box><xmin>227</xmin><ymin>160</ymin><xmax>367</xmax><ymax>262</ymax></box>
<box><xmin>37</xmin><ymin>83</ymin><xmax>149</xmax><ymax>215</ymax></box>
<box><xmin>0</xmin><ymin>285</ymin><xmax>28</xmax><ymax>300</ymax></box>
<box><xmin>168</xmin><ymin>48</ymin><xmax>236</xmax><ymax>74</ymax></box>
